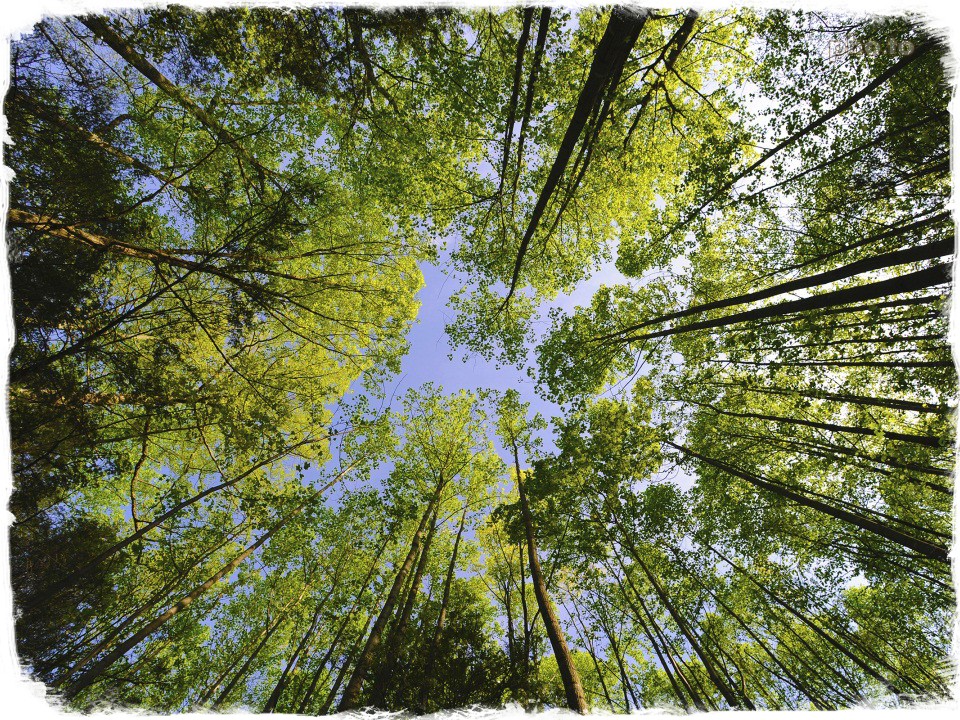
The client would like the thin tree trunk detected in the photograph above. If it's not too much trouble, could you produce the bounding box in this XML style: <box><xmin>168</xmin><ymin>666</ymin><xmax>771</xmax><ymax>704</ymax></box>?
<box><xmin>510</xmin><ymin>8</ymin><xmax>552</xmax><ymax>204</ymax></box>
<box><xmin>512</xmin><ymin>442</ymin><xmax>589</xmax><ymax>713</ymax></box>
<box><xmin>610</xmin><ymin>262</ymin><xmax>952</xmax><ymax>345</ymax></box>
<box><xmin>30</xmin><ymin>438</ymin><xmax>331</xmax><ymax>610</ymax></box>
<box><xmin>50</xmin><ymin>515</ymin><xmax>252</xmax><ymax>684</ymax></box>
<box><xmin>210</xmin><ymin>607</ymin><xmax>291</xmax><ymax>709</ymax></box>
<box><xmin>8</xmin><ymin>208</ymin><xmax>280</xmax><ymax>302</ymax></box>
<box><xmin>322</xmin><ymin>611</ymin><xmax>375</xmax><ymax>713</ymax></box>
<box><xmin>263</xmin><ymin>606</ymin><xmax>323</xmax><ymax>712</ymax></box>
<box><xmin>336</xmin><ymin>479</ymin><xmax>445</xmax><ymax>711</ymax></box>
<box><xmin>685</xmin><ymin>396</ymin><xmax>944</xmax><ymax>448</ymax></box>
<box><xmin>10</xmin><ymin>88</ymin><xmax>204</xmax><ymax>201</ymax></box>
<box><xmin>595</xmin><ymin>603</ymin><xmax>641</xmax><ymax>710</ymax></box>
<box><xmin>502</xmin><ymin>9</ymin><xmax>646</xmax><ymax>305</ymax></box>
<box><xmin>669</xmin><ymin>441</ymin><xmax>949</xmax><ymax>563</ymax></box>
<box><xmin>296</xmin><ymin>535</ymin><xmax>390</xmax><ymax>713</ymax></box>
<box><xmin>600</xmin><ymin>239</ymin><xmax>952</xmax><ymax>341</ymax></box>
<box><xmin>655</xmin><ymin>38</ymin><xmax>937</xmax><ymax>244</ymax></box>
<box><xmin>63</xmin><ymin>469</ymin><xmax>348</xmax><ymax>701</ymax></box>
<box><xmin>499</xmin><ymin>9</ymin><xmax>534</xmax><ymax>193</ymax></box>
<box><xmin>80</xmin><ymin>16</ymin><xmax>269</xmax><ymax>184</ymax></box>
<box><xmin>368</xmin><ymin>504</ymin><xmax>440</xmax><ymax>706</ymax></box>
<box><xmin>419</xmin><ymin>503</ymin><xmax>468</xmax><ymax>709</ymax></box>
<box><xmin>704</xmin><ymin>379</ymin><xmax>952</xmax><ymax>415</ymax></box>
<box><xmin>612</xmin><ymin>568</ymin><xmax>698</xmax><ymax>711</ymax></box>
<box><xmin>711</xmin><ymin>546</ymin><xmax>903</xmax><ymax>695</ymax></box>
<box><xmin>617</xmin><ymin>534</ymin><xmax>743</xmax><ymax>708</ymax></box>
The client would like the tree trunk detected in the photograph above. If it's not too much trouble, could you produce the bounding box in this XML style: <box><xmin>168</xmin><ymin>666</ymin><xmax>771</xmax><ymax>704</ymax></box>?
<box><xmin>80</xmin><ymin>16</ymin><xmax>269</xmax><ymax>183</ymax></box>
<box><xmin>601</xmin><ymin>239</ymin><xmax>952</xmax><ymax>341</ymax></box>
<box><xmin>656</xmin><ymin>38</ymin><xmax>937</xmax><ymax>244</ymax></box>
<box><xmin>512</xmin><ymin>442</ymin><xmax>589</xmax><ymax>713</ymax></box>
<box><xmin>499</xmin><ymin>9</ymin><xmax>534</xmax><ymax>192</ymax></box>
<box><xmin>502</xmin><ymin>9</ymin><xmax>647</xmax><ymax>304</ymax></box>
<box><xmin>368</xmin><ymin>504</ymin><xmax>439</xmax><ymax>706</ymax></box>
<box><xmin>669</xmin><ymin>441</ymin><xmax>949</xmax><ymax>563</ymax></box>
<box><xmin>297</xmin><ymin>535</ymin><xmax>390</xmax><ymax>713</ymax></box>
<box><xmin>30</xmin><ymin>438</ymin><xmax>332</xmax><ymax>610</ymax></box>
<box><xmin>63</xmin><ymin>472</ymin><xmax>342</xmax><ymax>701</ymax></box>
<box><xmin>419</xmin><ymin>503</ymin><xmax>468</xmax><ymax>710</ymax></box>
<box><xmin>612</xmin><ymin>262</ymin><xmax>951</xmax><ymax>344</ymax></box>
<box><xmin>210</xmin><ymin>607</ymin><xmax>290</xmax><ymax>709</ymax></box>
<box><xmin>262</xmin><ymin>606</ymin><xmax>323</xmax><ymax>712</ymax></box>
<box><xmin>711</xmin><ymin>545</ymin><xmax>902</xmax><ymax>695</ymax></box>
<box><xmin>337</xmin><ymin>478</ymin><xmax>445</xmax><ymax>711</ymax></box>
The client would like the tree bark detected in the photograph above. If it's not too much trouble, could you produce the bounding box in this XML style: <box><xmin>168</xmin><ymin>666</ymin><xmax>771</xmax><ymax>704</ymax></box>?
<box><xmin>368</xmin><ymin>504</ymin><xmax>440</xmax><ymax>706</ymax></box>
<box><xmin>512</xmin><ymin>442</ymin><xmax>589</xmax><ymax>713</ymax></box>
<box><xmin>669</xmin><ymin>441</ymin><xmax>949</xmax><ymax>563</ymax></box>
<box><xmin>63</xmin><ymin>470</ymin><xmax>345</xmax><ymax>701</ymax></box>
<box><xmin>606</xmin><ymin>257</ymin><xmax>952</xmax><ymax>345</ymax></box>
<box><xmin>419</xmin><ymin>503</ymin><xmax>468</xmax><ymax>710</ymax></box>
<box><xmin>336</xmin><ymin>478</ymin><xmax>445</xmax><ymax>711</ymax></box>
<box><xmin>502</xmin><ymin>9</ymin><xmax>647</xmax><ymax>305</ymax></box>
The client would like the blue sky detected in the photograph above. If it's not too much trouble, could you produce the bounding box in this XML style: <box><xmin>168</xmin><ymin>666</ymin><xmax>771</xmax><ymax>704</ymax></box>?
<box><xmin>380</xmin><ymin>247</ymin><xmax>632</xmax><ymax>452</ymax></box>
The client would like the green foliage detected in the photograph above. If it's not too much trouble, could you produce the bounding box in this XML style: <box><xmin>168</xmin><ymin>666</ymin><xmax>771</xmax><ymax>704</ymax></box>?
<box><xmin>5</xmin><ymin>6</ymin><xmax>953</xmax><ymax>715</ymax></box>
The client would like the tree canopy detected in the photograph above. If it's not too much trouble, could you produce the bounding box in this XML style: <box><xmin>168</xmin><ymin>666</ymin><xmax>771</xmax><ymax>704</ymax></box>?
<box><xmin>4</xmin><ymin>5</ymin><xmax>954</xmax><ymax>714</ymax></box>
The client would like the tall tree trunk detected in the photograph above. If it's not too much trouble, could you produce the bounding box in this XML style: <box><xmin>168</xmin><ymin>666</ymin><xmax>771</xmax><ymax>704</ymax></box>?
<box><xmin>29</xmin><ymin>438</ymin><xmax>333</xmax><ymax>610</ymax></box>
<box><xmin>510</xmin><ymin>8</ymin><xmax>552</xmax><ymax>205</ymax></box>
<box><xmin>210</xmin><ymin>607</ymin><xmax>291</xmax><ymax>709</ymax></box>
<box><xmin>262</xmin><ymin>606</ymin><xmax>323</xmax><ymax>712</ymax></box>
<box><xmin>609</xmin><ymin>262</ymin><xmax>951</xmax><ymax>345</ymax></box>
<box><xmin>705</xmin><ymin>379</ymin><xmax>952</xmax><ymax>415</ymax></box>
<box><xmin>594</xmin><ymin>602</ymin><xmax>641</xmax><ymax>710</ymax></box>
<box><xmin>8</xmin><ymin>208</ymin><xmax>281</xmax><ymax>305</ymax></box>
<box><xmin>419</xmin><ymin>503</ymin><xmax>468</xmax><ymax>709</ymax></box>
<box><xmin>322</xmin><ymin>611</ymin><xmax>375</xmax><ymax>714</ymax></box>
<box><xmin>10</xmin><ymin>89</ymin><xmax>204</xmax><ymax>201</ymax></box>
<box><xmin>611</xmin><ymin>569</ymin><xmax>698</xmax><ymax>711</ymax></box>
<box><xmin>297</xmin><ymin>535</ymin><xmax>390</xmax><ymax>713</ymax></box>
<box><xmin>512</xmin><ymin>442</ymin><xmax>589</xmax><ymax>713</ymax></box>
<box><xmin>668</xmin><ymin>442</ymin><xmax>949</xmax><ymax>563</ymax></box>
<box><xmin>710</xmin><ymin>545</ymin><xmax>903</xmax><ymax>695</ymax></box>
<box><xmin>337</xmin><ymin>478</ymin><xmax>445</xmax><ymax>711</ymax></box>
<box><xmin>655</xmin><ymin>38</ymin><xmax>937</xmax><ymax>244</ymax></box>
<box><xmin>502</xmin><ymin>9</ymin><xmax>647</xmax><ymax>304</ymax></box>
<box><xmin>80</xmin><ymin>16</ymin><xmax>269</xmax><ymax>183</ymax></box>
<box><xmin>368</xmin><ymin>504</ymin><xmax>440</xmax><ymax>706</ymax></box>
<box><xmin>499</xmin><ymin>8</ymin><xmax>534</xmax><ymax>193</ymax></box>
<box><xmin>613</xmin><ymin>531</ymin><xmax>743</xmax><ymax>708</ymax></box>
<box><xmin>196</xmin><ymin>604</ymin><xmax>282</xmax><ymax>707</ymax></box>
<box><xmin>63</xmin><ymin>471</ymin><xmax>345</xmax><ymax>701</ymax></box>
<box><xmin>55</xmin><ymin>517</ymin><xmax>252</xmax><ymax>684</ymax></box>
<box><xmin>600</xmin><ymin>239</ymin><xmax>952</xmax><ymax>341</ymax></box>
<box><xmin>684</xmin><ymin>396</ymin><xmax>944</xmax><ymax>448</ymax></box>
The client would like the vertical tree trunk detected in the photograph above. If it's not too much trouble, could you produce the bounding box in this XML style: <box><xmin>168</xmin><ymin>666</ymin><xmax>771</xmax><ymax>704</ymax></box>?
<box><xmin>512</xmin><ymin>442</ymin><xmax>589</xmax><ymax>713</ymax></box>
<box><xmin>711</xmin><ymin>545</ymin><xmax>902</xmax><ymax>695</ymax></box>
<box><xmin>337</xmin><ymin>478</ymin><xmax>445</xmax><ymax>711</ymax></box>
<box><xmin>63</xmin><ymin>470</ymin><xmax>345</xmax><ymax>701</ymax></box>
<box><xmin>321</xmin><ymin>611</ymin><xmax>375</xmax><ymax>714</ymax></box>
<box><xmin>368</xmin><ymin>504</ymin><xmax>440</xmax><ymax>706</ymax></box>
<box><xmin>419</xmin><ymin>504</ymin><xmax>468</xmax><ymax>709</ymax></box>
<box><xmin>612</xmin><ymin>562</ymin><xmax>700</xmax><ymax>711</ymax></box>
<box><xmin>262</xmin><ymin>606</ymin><xmax>323</xmax><ymax>712</ymax></box>
<box><xmin>197</xmin><ymin>585</ymin><xmax>311</xmax><ymax>707</ymax></box>
<box><xmin>210</xmin><ymin>608</ymin><xmax>289</xmax><ymax>709</ymax></box>
<box><xmin>296</xmin><ymin>535</ymin><xmax>390</xmax><ymax>713</ymax></box>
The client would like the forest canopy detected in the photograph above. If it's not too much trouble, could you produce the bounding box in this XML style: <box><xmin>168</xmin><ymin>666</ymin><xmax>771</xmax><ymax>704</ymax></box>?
<box><xmin>3</xmin><ymin>4</ymin><xmax>955</xmax><ymax>714</ymax></box>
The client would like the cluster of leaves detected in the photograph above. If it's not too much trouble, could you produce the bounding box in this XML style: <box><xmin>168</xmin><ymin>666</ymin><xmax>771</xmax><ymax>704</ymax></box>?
<box><xmin>4</xmin><ymin>6</ymin><xmax>954</xmax><ymax>715</ymax></box>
